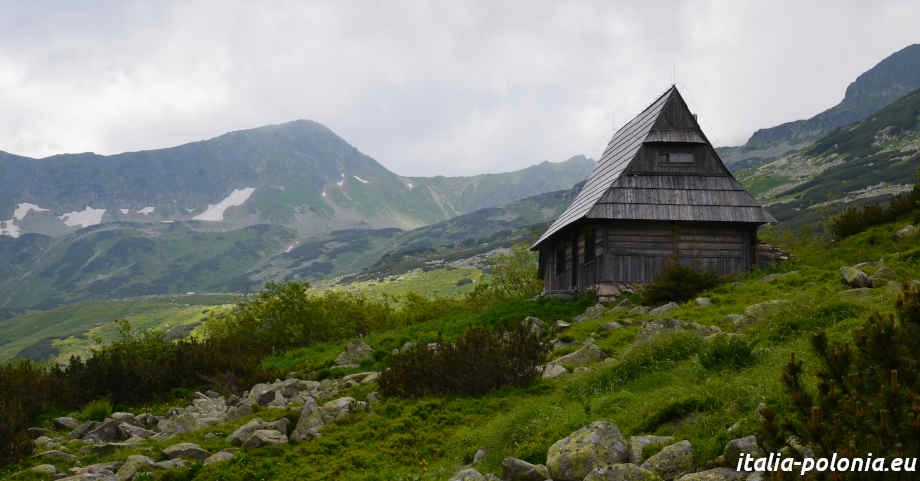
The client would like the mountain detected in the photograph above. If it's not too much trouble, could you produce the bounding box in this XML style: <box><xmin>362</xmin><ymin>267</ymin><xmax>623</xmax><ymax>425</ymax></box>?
<box><xmin>736</xmin><ymin>86</ymin><xmax>920</xmax><ymax>225</ymax></box>
<box><xmin>0</xmin><ymin>183</ymin><xmax>578</xmax><ymax>313</ymax></box>
<box><xmin>0</xmin><ymin>121</ymin><xmax>594</xmax><ymax>238</ymax></box>
<box><xmin>719</xmin><ymin>43</ymin><xmax>920</xmax><ymax>170</ymax></box>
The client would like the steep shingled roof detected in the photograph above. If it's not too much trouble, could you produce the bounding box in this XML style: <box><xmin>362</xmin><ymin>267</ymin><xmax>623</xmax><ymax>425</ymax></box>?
<box><xmin>533</xmin><ymin>86</ymin><xmax>774</xmax><ymax>249</ymax></box>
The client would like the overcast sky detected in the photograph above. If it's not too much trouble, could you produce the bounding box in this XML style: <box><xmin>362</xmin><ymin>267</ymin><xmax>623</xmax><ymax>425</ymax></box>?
<box><xmin>0</xmin><ymin>1</ymin><xmax>917</xmax><ymax>176</ymax></box>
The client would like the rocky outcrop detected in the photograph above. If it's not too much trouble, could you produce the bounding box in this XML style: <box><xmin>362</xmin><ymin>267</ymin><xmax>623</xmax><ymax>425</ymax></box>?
<box><xmin>291</xmin><ymin>396</ymin><xmax>368</xmax><ymax>442</ymax></box>
<box><xmin>228</xmin><ymin>418</ymin><xmax>290</xmax><ymax>446</ymax></box>
<box><xmin>334</xmin><ymin>338</ymin><xmax>374</xmax><ymax>368</ymax></box>
<box><xmin>546</xmin><ymin>421</ymin><xmax>629</xmax><ymax>481</ymax></box>
<box><xmin>840</xmin><ymin>266</ymin><xmax>872</xmax><ymax>288</ymax></box>
<box><xmin>501</xmin><ymin>457</ymin><xmax>550</xmax><ymax>481</ymax></box>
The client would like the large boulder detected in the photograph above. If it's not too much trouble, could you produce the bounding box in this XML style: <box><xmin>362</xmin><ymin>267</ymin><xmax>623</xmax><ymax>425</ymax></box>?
<box><xmin>554</xmin><ymin>343</ymin><xmax>608</xmax><ymax>368</ymax></box>
<box><xmin>52</xmin><ymin>416</ymin><xmax>81</xmax><ymax>430</ymax></box>
<box><xmin>243</xmin><ymin>429</ymin><xmax>288</xmax><ymax>448</ymax></box>
<box><xmin>204</xmin><ymin>450</ymin><xmax>236</xmax><ymax>465</ymax></box>
<box><xmin>118</xmin><ymin>422</ymin><xmax>156</xmax><ymax>440</ymax></box>
<box><xmin>895</xmin><ymin>224</ymin><xmax>917</xmax><ymax>239</ymax></box>
<box><xmin>228</xmin><ymin>418</ymin><xmax>290</xmax><ymax>446</ymax></box>
<box><xmin>583</xmin><ymin>463</ymin><xmax>660</xmax><ymax>481</ymax></box>
<box><xmin>723</xmin><ymin>436</ymin><xmax>764</xmax><ymax>467</ymax></box>
<box><xmin>501</xmin><ymin>457</ymin><xmax>550</xmax><ymax>481</ymax></box>
<box><xmin>650</xmin><ymin>302</ymin><xmax>679</xmax><ymax>317</ymax></box>
<box><xmin>640</xmin><ymin>440</ymin><xmax>693</xmax><ymax>480</ymax></box>
<box><xmin>291</xmin><ymin>396</ymin><xmax>323</xmax><ymax>442</ymax></box>
<box><xmin>115</xmin><ymin>455</ymin><xmax>155</xmax><ymax>481</ymax></box>
<box><xmin>546</xmin><ymin>421</ymin><xmax>629</xmax><ymax>481</ymax></box>
<box><xmin>839</xmin><ymin>266</ymin><xmax>871</xmax><ymax>288</ymax></box>
<box><xmin>334</xmin><ymin>339</ymin><xmax>374</xmax><ymax>368</ymax></box>
<box><xmin>450</xmin><ymin>468</ymin><xmax>500</xmax><ymax>481</ymax></box>
<box><xmin>541</xmin><ymin>363</ymin><xmax>569</xmax><ymax>379</ymax></box>
<box><xmin>82</xmin><ymin>418</ymin><xmax>124</xmax><ymax>443</ymax></box>
<box><xmin>162</xmin><ymin>442</ymin><xmax>209</xmax><ymax>460</ymax></box>
<box><xmin>676</xmin><ymin>468</ymin><xmax>748</xmax><ymax>480</ymax></box>
<box><xmin>574</xmin><ymin>304</ymin><xmax>610</xmax><ymax>323</ymax></box>
<box><xmin>628</xmin><ymin>435</ymin><xmax>675</xmax><ymax>464</ymax></box>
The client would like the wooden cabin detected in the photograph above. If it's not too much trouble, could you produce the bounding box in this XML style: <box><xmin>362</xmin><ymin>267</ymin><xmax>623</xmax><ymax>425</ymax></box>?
<box><xmin>532</xmin><ymin>86</ymin><xmax>775</xmax><ymax>294</ymax></box>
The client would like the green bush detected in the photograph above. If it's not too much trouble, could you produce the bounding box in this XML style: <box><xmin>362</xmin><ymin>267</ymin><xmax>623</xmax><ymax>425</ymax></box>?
<box><xmin>378</xmin><ymin>319</ymin><xmax>549</xmax><ymax>397</ymax></box>
<box><xmin>698</xmin><ymin>336</ymin><xmax>757</xmax><ymax>371</ymax></box>
<box><xmin>642</xmin><ymin>259</ymin><xmax>722</xmax><ymax>305</ymax></box>
<box><xmin>467</xmin><ymin>244</ymin><xmax>543</xmax><ymax>307</ymax></box>
<box><xmin>829</xmin><ymin>168</ymin><xmax>920</xmax><ymax>238</ymax></box>
<box><xmin>79</xmin><ymin>398</ymin><xmax>113</xmax><ymax>421</ymax></box>
<box><xmin>761</xmin><ymin>283</ymin><xmax>920</xmax><ymax>480</ymax></box>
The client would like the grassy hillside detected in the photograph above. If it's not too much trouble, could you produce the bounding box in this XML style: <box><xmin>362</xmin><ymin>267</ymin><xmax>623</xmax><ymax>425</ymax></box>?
<box><xmin>737</xmin><ymin>87</ymin><xmax>920</xmax><ymax>227</ymax></box>
<box><xmin>5</xmin><ymin>206</ymin><xmax>919</xmax><ymax>480</ymax></box>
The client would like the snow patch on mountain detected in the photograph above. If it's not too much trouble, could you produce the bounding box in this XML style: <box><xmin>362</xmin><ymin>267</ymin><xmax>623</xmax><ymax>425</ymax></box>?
<box><xmin>14</xmin><ymin>203</ymin><xmax>50</xmax><ymax>221</ymax></box>
<box><xmin>59</xmin><ymin>207</ymin><xmax>106</xmax><ymax>227</ymax></box>
<box><xmin>353</xmin><ymin>175</ymin><xmax>369</xmax><ymax>184</ymax></box>
<box><xmin>193</xmin><ymin>187</ymin><xmax>255</xmax><ymax>221</ymax></box>
<box><xmin>0</xmin><ymin>219</ymin><xmax>21</xmax><ymax>238</ymax></box>
<box><xmin>138</xmin><ymin>206</ymin><xmax>156</xmax><ymax>215</ymax></box>
<box><xmin>119</xmin><ymin>209</ymin><xmax>129</xmax><ymax>214</ymax></box>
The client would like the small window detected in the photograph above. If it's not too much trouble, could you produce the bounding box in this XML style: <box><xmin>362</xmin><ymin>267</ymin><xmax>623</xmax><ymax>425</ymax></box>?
<box><xmin>659</xmin><ymin>152</ymin><xmax>694</xmax><ymax>163</ymax></box>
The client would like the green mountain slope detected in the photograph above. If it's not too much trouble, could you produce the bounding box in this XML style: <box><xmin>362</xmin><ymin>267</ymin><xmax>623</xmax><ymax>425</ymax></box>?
<box><xmin>737</xmin><ymin>87</ymin><xmax>920</xmax><ymax>225</ymax></box>
<box><xmin>0</xmin><ymin>122</ymin><xmax>593</xmax><ymax>238</ymax></box>
<box><xmin>719</xmin><ymin>43</ymin><xmax>920</xmax><ymax>170</ymax></box>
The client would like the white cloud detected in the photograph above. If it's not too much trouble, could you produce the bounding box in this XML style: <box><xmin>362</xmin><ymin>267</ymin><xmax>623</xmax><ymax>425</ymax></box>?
<box><xmin>0</xmin><ymin>0</ymin><xmax>917</xmax><ymax>176</ymax></box>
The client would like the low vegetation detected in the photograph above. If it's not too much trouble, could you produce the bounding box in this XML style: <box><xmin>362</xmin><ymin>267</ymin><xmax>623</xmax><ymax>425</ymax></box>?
<box><xmin>829</xmin><ymin>168</ymin><xmax>920</xmax><ymax>238</ymax></box>
<box><xmin>641</xmin><ymin>259</ymin><xmax>723</xmax><ymax>305</ymax></box>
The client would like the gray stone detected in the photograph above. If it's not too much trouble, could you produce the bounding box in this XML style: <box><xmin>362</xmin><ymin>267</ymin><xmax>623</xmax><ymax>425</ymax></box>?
<box><xmin>895</xmin><ymin>224</ymin><xmax>917</xmax><ymax>239</ymax></box>
<box><xmin>473</xmin><ymin>446</ymin><xmax>488</xmax><ymax>464</ymax></box>
<box><xmin>723</xmin><ymin>436</ymin><xmax>764</xmax><ymax>467</ymax></box>
<box><xmin>758</xmin><ymin>271</ymin><xmax>798</xmax><ymax>283</ymax></box>
<box><xmin>840</xmin><ymin>266</ymin><xmax>871</xmax><ymax>288</ymax></box>
<box><xmin>27</xmin><ymin>427</ymin><xmax>52</xmax><ymax>438</ymax></box>
<box><xmin>583</xmin><ymin>463</ymin><xmax>660</xmax><ymax>481</ymax></box>
<box><xmin>163</xmin><ymin>442</ymin><xmax>209</xmax><ymax>460</ymax></box>
<box><xmin>154</xmin><ymin>458</ymin><xmax>187</xmax><ymax>470</ymax></box>
<box><xmin>290</xmin><ymin>396</ymin><xmax>323</xmax><ymax>442</ymax></box>
<box><xmin>501</xmin><ymin>457</ymin><xmax>550</xmax><ymax>481</ymax></box>
<box><xmin>450</xmin><ymin>468</ymin><xmax>491</xmax><ymax>481</ymax></box>
<box><xmin>628</xmin><ymin>435</ymin><xmax>675</xmax><ymax>464</ymax></box>
<box><xmin>523</xmin><ymin>316</ymin><xmax>547</xmax><ymax>337</ymax></box>
<box><xmin>52</xmin><ymin>416</ymin><xmax>81</xmax><ymax>430</ymax></box>
<box><xmin>334</xmin><ymin>338</ymin><xmax>374</xmax><ymax>368</ymax></box>
<box><xmin>723</xmin><ymin>314</ymin><xmax>754</xmax><ymax>331</ymax></box>
<box><xmin>118</xmin><ymin>422</ymin><xmax>156</xmax><ymax>440</ymax></box>
<box><xmin>228</xmin><ymin>417</ymin><xmax>289</xmax><ymax>445</ymax></box>
<box><xmin>640</xmin><ymin>440</ymin><xmax>693</xmax><ymax>480</ymax></box>
<box><xmin>555</xmin><ymin>320</ymin><xmax>571</xmax><ymax>332</ymax></box>
<box><xmin>600</xmin><ymin>321</ymin><xmax>623</xmax><ymax>331</ymax></box>
<box><xmin>554</xmin><ymin>343</ymin><xmax>608</xmax><ymax>368</ymax></box>
<box><xmin>541</xmin><ymin>363</ymin><xmax>569</xmax><ymax>379</ymax></box>
<box><xmin>574</xmin><ymin>304</ymin><xmax>610</xmax><ymax>323</ymax></box>
<box><xmin>109</xmin><ymin>412</ymin><xmax>138</xmax><ymax>426</ymax></box>
<box><xmin>69</xmin><ymin>421</ymin><xmax>98</xmax><ymax>439</ymax></box>
<box><xmin>546</xmin><ymin>421</ymin><xmax>629</xmax><ymax>481</ymax></box>
<box><xmin>650</xmin><ymin>302</ymin><xmax>679</xmax><ymax>316</ymax></box>
<box><xmin>30</xmin><ymin>464</ymin><xmax>57</xmax><ymax>475</ymax></box>
<box><xmin>204</xmin><ymin>450</ymin><xmax>236</xmax><ymax>465</ymax></box>
<box><xmin>695</xmin><ymin>297</ymin><xmax>712</xmax><ymax>307</ymax></box>
<box><xmin>115</xmin><ymin>455</ymin><xmax>155</xmax><ymax>481</ymax></box>
<box><xmin>243</xmin><ymin>429</ymin><xmax>288</xmax><ymax>448</ymax></box>
<box><xmin>341</xmin><ymin>371</ymin><xmax>379</xmax><ymax>386</ymax></box>
<box><xmin>677</xmin><ymin>468</ymin><xmax>748</xmax><ymax>480</ymax></box>
<box><xmin>743</xmin><ymin>300</ymin><xmax>788</xmax><ymax>318</ymax></box>
<box><xmin>869</xmin><ymin>267</ymin><xmax>898</xmax><ymax>287</ymax></box>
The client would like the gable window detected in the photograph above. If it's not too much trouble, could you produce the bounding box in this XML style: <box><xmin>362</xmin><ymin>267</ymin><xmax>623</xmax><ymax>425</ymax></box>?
<box><xmin>658</xmin><ymin>152</ymin><xmax>694</xmax><ymax>163</ymax></box>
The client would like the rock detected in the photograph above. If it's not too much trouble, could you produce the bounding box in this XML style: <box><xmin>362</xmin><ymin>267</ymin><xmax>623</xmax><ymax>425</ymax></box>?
<box><xmin>541</xmin><ymin>363</ymin><xmax>569</xmax><ymax>379</ymax></box>
<box><xmin>574</xmin><ymin>304</ymin><xmax>610</xmax><ymax>323</ymax></box>
<box><xmin>135</xmin><ymin>413</ymin><xmax>158</xmax><ymax>427</ymax></box>
<box><xmin>895</xmin><ymin>224</ymin><xmax>917</xmax><ymax>239</ymax></box>
<box><xmin>228</xmin><ymin>417</ymin><xmax>290</xmax><ymax>445</ymax></box>
<box><xmin>628</xmin><ymin>435</ymin><xmax>675</xmax><ymax>464</ymax></box>
<box><xmin>600</xmin><ymin>321</ymin><xmax>623</xmax><ymax>331</ymax></box>
<box><xmin>449</xmin><ymin>468</ymin><xmax>491</xmax><ymax>481</ymax></box>
<box><xmin>723</xmin><ymin>314</ymin><xmax>754</xmax><ymax>331</ymax></box>
<box><xmin>366</xmin><ymin>392</ymin><xmax>380</xmax><ymax>403</ymax></box>
<box><xmin>82</xmin><ymin>419</ymin><xmax>124</xmax><ymax>443</ymax></box>
<box><xmin>677</xmin><ymin>468</ymin><xmax>748</xmax><ymax>480</ymax></box>
<box><xmin>118</xmin><ymin>422</ymin><xmax>156</xmax><ymax>440</ymax></box>
<box><xmin>227</xmin><ymin>403</ymin><xmax>255</xmax><ymax>420</ymax></box>
<box><xmin>115</xmin><ymin>455</ymin><xmax>155</xmax><ymax>481</ymax></box>
<box><xmin>523</xmin><ymin>316</ymin><xmax>547</xmax><ymax>337</ymax></box>
<box><xmin>630</xmin><ymin>305</ymin><xmax>651</xmax><ymax>315</ymax></box>
<box><xmin>501</xmin><ymin>457</ymin><xmax>550</xmax><ymax>481</ymax></box>
<box><xmin>554</xmin><ymin>343</ymin><xmax>608</xmax><ymax>368</ymax></box>
<box><xmin>69</xmin><ymin>421</ymin><xmax>98</xmax><ymax>439</ymax></box>
<box><xmin>473</xmin><ymin>446</ymin><xmax>488</xmax><ymax>464</ymax></box>
<box><xmin>154</xmin><ymin>458</ymin><xmax>187</xmax><ymax>470</ymax></box>
<box><xmin>291</xmin><ymin>396</ymin><xmax>323</xmax><ymax>442</ymax></box>
<box><xmin>67</xmin><ymin>461</ymin><xmax>124</xmax><ymax>479</ymax></box>
<box><xmin>723</xmin><ymin>436</ymin><xmax>764</xmax><ymax>467</ymax></box>
<box><xmin>694</xmin><ymin>297</ymin><xmax>712</xmax><ymax>307</ymax></box>
<box><xmin>785</xmin><ymin>435</ymin><xmax>814</xmax><ymax>459</ymax></box>
<box><xmin>334</xmin><ymin>338</ymin><xmax>374</xmax><ymax>368</ymax></box>
<box><xmin>204</xmin><ymin>450</ymin><xmax>236</xmax><ymax>465</ymax></box>
<box><xmin>109</xmin><ymin>412</ymin><xmax>138</xmax><ymax>426</ymax></box>
<box><xmin>30</xmin><ymin>464</ymin><xmax>57</xmax><ymax>475</ymax></box>
<box><xmin>839</xmin><ymin>266</ymin><xmax>871</xmax><ymax>288</ymax></box>
<box><xmin>650</xmin><ymin>302</ymin><xmax>679</xmax><ymax>316</ymax></box>
<box><xmin>636</xmin><ymin>319</ymin><xmax>718</xmax><ymax>342</ymax></box>
<box><xmin>27</xmin><ymin>427</ymin><xmax>52</xmax><ymax>439</ymax></box>
<box><xmin>743</xmin><ymin>300</ymin><xmax>788</xmax><ymax>318</ymax></box>
<box><xmin>640</xmin><ymin>440</ymin><xmax>693</xmax><ymax>480</ymax></box>
<box><xmin>341</xmin><ymin>371</ymin><xmax>380</xmax><ymax>386</ymax></box>
<box><xmin>243</xmin><ymin>429</ymin><xmax>288</xmax><ymax>448</ymax></box>
<box><xmin>546</xmin><ymin>421</ymin><xmax>629</xmax><ymax>481</ymax></box>
<box><xmin>555</xmin><ymin>320</ymin><xmax>571</xmax><ymax>332</ymax></box>
<box><xmin>163</xmin><ymin>442</ymin><xmax>209</xmax><ymax>460</ymax></box>
<box><xmin>583</xmin><ymin>463</ymin><xmax>659</xmax><ymax>481</ymax></box>
<box><xmin>52</xmin><ymin>416</ymin><xmax>81</xmax><ymax>430</ymax></box>
<box><xmin>80</xmin><ymin>442</ymin><xmax>142</xmax><ymax>457</ymax></box>
<box><xmin>745</xmin><ymin>473</ymin><xmax>765</xmax><ymax>481</ymax></box>
<box><xmin>869</xmin><ymin>267</ymin><xmax>898</xmax><ymax>287</ymax></box>
<box><xmin>34</xmin><ymin>435</ymin><xmax>54</xmax><ymax>447</ymax></box>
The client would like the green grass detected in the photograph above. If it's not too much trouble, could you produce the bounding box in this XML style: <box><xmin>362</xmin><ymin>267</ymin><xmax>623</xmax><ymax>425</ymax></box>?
<box><xmin>5</xmin><ymin>215</ymin><xmax>920</xmax><ymax>480</ymax></box>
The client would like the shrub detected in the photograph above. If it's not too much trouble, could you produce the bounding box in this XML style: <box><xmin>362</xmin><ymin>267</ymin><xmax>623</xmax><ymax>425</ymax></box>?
<box><xmin>760</xmin><ymin>283</ymin><xmax>920</xmax><ymax>480</ymax></box>
<box><xmin>378</xmin><ymin>319</ymin><xmax>549</xmax><ymax>397</ymax></box>
<box><xmin>829</xmin><ymin>168</ymin><xmax>920</xmax><ymax>238</ymax></box>
<box><xmin>698</xmin><ymin>336</ymin><xmax>756</xmax><ymax>371</ymax></box>
<box><xmin>467</xmin><ymin>244</ymin><xmax>543</xmax><ymax>307</ymax></box>
<box><xmin>80</xmin><ymin>398</ymin><xmax>113</xmax><ymax>421</ymax></box>
<box><xmin>642</xmin><ymin>259</ymin><xmax>722</xmax><ymax>305</ymax></box>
